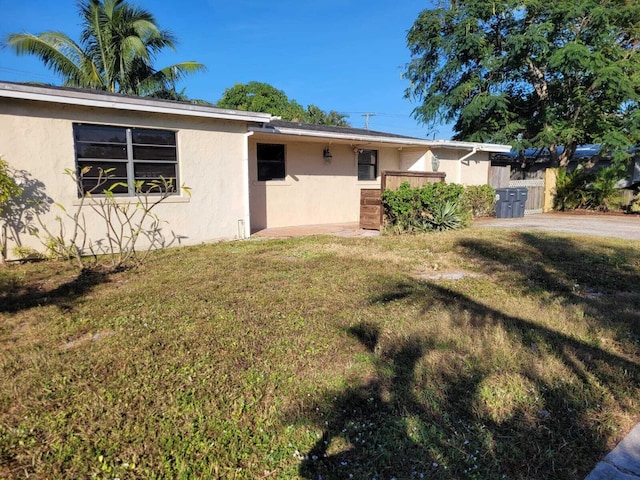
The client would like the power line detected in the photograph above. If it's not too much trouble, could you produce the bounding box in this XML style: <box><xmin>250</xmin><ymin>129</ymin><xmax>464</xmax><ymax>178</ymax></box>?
<box><xmin>0</xmin><ymin>67</ymin><xmax>58</xmax><ymax>81</ymax></box>
<box><xmin>360</xmin><ymin>112</ymin><xmax>377</xmax><ymax>130</ymax></box>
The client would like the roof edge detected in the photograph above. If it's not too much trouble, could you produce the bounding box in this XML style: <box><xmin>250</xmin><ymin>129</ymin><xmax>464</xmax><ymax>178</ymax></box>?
<box><xmin>249</xmin><ymin>124</ymin><xmax>512</xmax><ymax>153</ymax></box>
<box><xmin>0</xmin><ymin>81</ymin><xmax>273</xmax><ymax>123</ymax></box>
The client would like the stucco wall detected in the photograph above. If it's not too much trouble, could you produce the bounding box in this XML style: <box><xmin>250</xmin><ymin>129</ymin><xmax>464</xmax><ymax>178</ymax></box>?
<box><xmin>0</xmin><ymin>98</ymin><xmax>249</xmax><ymax>259</ymax></box>
<box><xmin>249</xmin><ymin>138</ymin><xmax>402</xmax><ymax>230</ymax></box>
<box><xmin>431</xmin><ymin>148</ymin><xmax>491</xmax><ymax>185</ymax></box>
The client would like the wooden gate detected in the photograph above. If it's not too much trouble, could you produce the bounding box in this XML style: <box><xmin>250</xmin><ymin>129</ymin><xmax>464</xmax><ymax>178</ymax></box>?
<box><xmin>359</xmin><ymin>189</ymin><xmax>382</xmax><ymax>230</ymax></box>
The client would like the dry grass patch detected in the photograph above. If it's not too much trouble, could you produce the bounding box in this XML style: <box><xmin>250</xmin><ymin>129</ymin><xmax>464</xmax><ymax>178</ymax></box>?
<box><xmin>1</xmin><ymin>230</ymin><xmax>639</xmax><ymax>479</ymax></box>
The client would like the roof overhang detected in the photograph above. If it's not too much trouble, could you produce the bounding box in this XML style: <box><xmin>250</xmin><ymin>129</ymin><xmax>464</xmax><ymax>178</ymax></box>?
<box><xmin>249</xmin><ymin>124</ymin><xmax>512</xmax><ymax>153</ymax></box>
<box><xmin>0</xmin><ymin>81</ymin><xmax>273</xmax><ymax>123</ymax></box>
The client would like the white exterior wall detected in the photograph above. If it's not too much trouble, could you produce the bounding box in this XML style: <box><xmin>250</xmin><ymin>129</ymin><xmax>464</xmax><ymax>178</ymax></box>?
<box><xmin>249</xmin><ymin>138</ymin><xmax>402</xmax><ymax>230</ymax></box>
<box><xmin>431</xmin><ymin>148</ymin><xmax>491</xmax><ymax>185</ymax></box>
<box><xmin>400</xmin><ymin>148</ymin><xmax>430</xmax><ymax>172</ymax></box>
<box><xmin>0</xmin><ymin>98</ymin><xmax>249</xmax><ymax>259</ymax></box>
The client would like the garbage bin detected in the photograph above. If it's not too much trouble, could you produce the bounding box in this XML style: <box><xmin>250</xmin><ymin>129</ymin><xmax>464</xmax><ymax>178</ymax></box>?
<box><xmin>513</xmin><ymin>201</ymin><xmax>525</xmax><ymax>218</ymax></box>
<box><xmin>515</xmin><ymin>188</ymin><xmax>528</xmax><ymax>217</ymax></box>
<box><xmin>495</xmin><ymin>188</ymin><xmax>513</xmax><ymax>218</ymax></box>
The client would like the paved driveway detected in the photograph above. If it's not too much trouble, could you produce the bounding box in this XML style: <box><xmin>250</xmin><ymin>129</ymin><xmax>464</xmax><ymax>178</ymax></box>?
<box><xmin>475</xmin><ymin>213</ymin><xmax>640</xmax><ymax>241</ymax></box>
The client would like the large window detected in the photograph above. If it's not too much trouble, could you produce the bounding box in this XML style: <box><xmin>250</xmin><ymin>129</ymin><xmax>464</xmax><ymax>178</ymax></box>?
<box><xmin>73</xmin><ymin>123</ymin><xmax>178</xmax><ymax>195</ymax></box>
<box><xmin>257</xmin><ymin>143</ymin><xmax>285</xmax><ymax>181</ymax></box>
<box><xmin>358</xmin><ymin>149</ymin><xmax>378</xmax><ymax>181</ymax></box>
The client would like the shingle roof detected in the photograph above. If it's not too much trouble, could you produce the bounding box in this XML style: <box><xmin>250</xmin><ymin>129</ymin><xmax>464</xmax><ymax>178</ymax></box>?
<box><xmin>269</xmin><ymin>120</ymin><xmax>421</xmax><ymax>140</ymax></box>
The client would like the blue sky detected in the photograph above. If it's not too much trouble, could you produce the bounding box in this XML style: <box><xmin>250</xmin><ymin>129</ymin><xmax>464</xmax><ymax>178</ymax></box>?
<box><xmin>0</xmin><ymin>0</ymin><xmax>454</xmax><ymax>138</ymax></box>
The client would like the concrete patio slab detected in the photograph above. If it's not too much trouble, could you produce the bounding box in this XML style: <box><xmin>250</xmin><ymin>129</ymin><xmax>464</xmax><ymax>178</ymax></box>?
<box><xmin>251</xmin><ymin>222</ymin><xmax>380</xmax><ymax>239</ymax></box>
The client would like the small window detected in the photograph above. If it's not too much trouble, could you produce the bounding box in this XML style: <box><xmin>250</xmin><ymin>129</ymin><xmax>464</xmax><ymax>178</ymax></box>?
<box><xmin>257</xmin><ymin>143</ymin><xmax>285</xmax><ymax>181</ymax></box>
<box><xmin>358</xmin><ymin>149</ymin><xmax>378</xmax><ymax>181</ymax></box>
<box><xmin>74</xmin><ymin>123</ymin><xmax>178</xmax><ymax>196</ymax></box>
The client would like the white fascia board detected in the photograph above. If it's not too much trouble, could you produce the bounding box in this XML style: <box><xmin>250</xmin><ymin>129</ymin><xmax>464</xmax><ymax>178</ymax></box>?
<box><xmin>249</xmin><ymin>125</ymin><xmax>512</xmax><ymax>153</ymax></box>
<box><xmin>0</xmin><ymin>82</ymin><xmax>272</xmax><ymax>123</ymax></box>
<box><xmin>429</xmin><ymin>140</ymin><xmax>512</xmax><ymax>153</ymax></box>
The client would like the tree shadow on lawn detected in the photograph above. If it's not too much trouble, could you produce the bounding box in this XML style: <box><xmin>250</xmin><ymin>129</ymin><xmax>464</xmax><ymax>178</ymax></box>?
<box><xmin>0</xmin><ymin>267</ymin><xmax>110</xmax><ymax>314</ymax></box>
<box><xmin>458</xmin><ymin>232</ymin><xmax>640</xmax><ymax>346</ymax></box>
<box><xmin>294</xmin><ymin>233</ymin><xmax>640</xmax><ymax>480</ymax></box>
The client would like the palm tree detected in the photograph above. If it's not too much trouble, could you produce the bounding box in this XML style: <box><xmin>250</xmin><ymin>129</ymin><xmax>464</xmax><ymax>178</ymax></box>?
<box><xmin>4</xmin><ymin>0</ymin><xmax>205</xmax><ymax>99</ymax></box>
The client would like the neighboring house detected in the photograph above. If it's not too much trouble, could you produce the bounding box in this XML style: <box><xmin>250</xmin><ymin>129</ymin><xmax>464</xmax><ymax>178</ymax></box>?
<box><xmin>0</xmin><ymin>81</ymin><xmax>511</xmax><ymax>259</ymax></box>
<box><xmin>492</xmin><ymin>146</ymin><xmax>640</xmax><ymax>186</ymax></box>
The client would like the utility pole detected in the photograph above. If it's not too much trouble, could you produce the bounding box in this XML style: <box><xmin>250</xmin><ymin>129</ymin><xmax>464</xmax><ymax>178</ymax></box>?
<box><xmin>361</xmin><ymin>113</ymin><xmax>376</xmax><ymax>130</ymax></box>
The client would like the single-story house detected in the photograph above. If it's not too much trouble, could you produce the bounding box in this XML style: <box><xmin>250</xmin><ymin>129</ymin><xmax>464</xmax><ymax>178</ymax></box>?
<box><xmin>0</xmin><ymin>81</ymin><xmax>511</xmax><ymax>259</ymax></box>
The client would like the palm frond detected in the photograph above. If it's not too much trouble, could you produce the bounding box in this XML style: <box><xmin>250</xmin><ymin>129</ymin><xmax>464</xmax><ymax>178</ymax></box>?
<box><xmin>4</xmin><ymin>32</ymin><xmax>95</xmax><ymax>86</ymax></box>
<box><xmin>6</xmin><ymin>0</ymin><xmax>205</xmax><ymax>98</ymax></box>
<box><xmin>153</xmin><ymin>62</ymin><xmax>207</xmax><ymax>83</ymax></box>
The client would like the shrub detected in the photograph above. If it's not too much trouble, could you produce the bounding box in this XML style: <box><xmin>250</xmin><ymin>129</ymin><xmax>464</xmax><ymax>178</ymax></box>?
<box><xmin>382</xmin><ymin>182</ymin><xmax>468</xmax><ymax>234</ymax></box>
<box><xmin>630</xmin><ymin>194</ymin><xmax>640</xmax><ymax>214</ymax></box>
<box><xmin>554</xmin><ymin>163</ymin><xmax>626</xmax><ymax>211</ymax></box>
<box><xmin>30</xmin><ymin>167</ymin><xmax>190</xmax><ymax>271</ymax></box>
<box><xmin>462</xmin><ymin>184</ymin><xmax>497</xmax><ymax>217</ymax></box>
<box><xmin>0</xmin><ymin>156</ymin><xmax>23</xmax><ymax>264</ymax></box>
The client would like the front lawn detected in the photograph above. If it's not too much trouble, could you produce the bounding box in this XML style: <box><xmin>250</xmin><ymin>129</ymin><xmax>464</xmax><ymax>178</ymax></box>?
<box><xmin>1</xmin><ymin>229</ymin><xmax>639</xmax><ymax>479</ymax></box>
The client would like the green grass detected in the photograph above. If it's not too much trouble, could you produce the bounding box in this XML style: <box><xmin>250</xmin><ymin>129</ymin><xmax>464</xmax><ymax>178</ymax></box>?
<box><xmin>1</xmin><ymin>229</ymin><xmax>639</xmax><ymax>479</ymax></box>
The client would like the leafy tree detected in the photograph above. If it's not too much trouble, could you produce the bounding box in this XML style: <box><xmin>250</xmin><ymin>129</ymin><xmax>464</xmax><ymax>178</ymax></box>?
<box><xmin>217</xmin><ymin>82</ymin><xmax>305</xmax><ymax>120</ymax></box>
<box><xmin>218</xmin><ymin>82</ymin><xmax>350</xmax><ymax>126</ymax></box>
<box><xmin>405</xmin><ymin>0</ymin><xmax>640</xmax><ymax>167</ymax></box>
<box><xmin>4</xmin><ymin>0</ymin><xmax>205</xmax><ymax>99</ymax></box>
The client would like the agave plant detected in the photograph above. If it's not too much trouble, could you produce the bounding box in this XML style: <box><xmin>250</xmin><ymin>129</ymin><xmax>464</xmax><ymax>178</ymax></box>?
<box><xmin>428</xmin><ymin>201</ymin><xmax>464</xmax><ymax>231</ymax></box>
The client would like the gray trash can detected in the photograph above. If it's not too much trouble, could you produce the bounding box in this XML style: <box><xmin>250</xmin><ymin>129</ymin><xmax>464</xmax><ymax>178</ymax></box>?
<box><xmin>495</xmin><ymin>189</ymin><xmax>513</xmax><ymax>218</ymax></box>
<box><xmin>513</xmin><ymin>201</ymin><xmax>525</xmax><ymax>218</ymax></box>
<box><xmin>515</xmin><ymin>188</ymin><xmax>528</xmax><ymax>217</ymax></box>
<box><xmin>495</xmin><ymin>188</ymin><xmax>528</xmax><ymax>218</ymax></box>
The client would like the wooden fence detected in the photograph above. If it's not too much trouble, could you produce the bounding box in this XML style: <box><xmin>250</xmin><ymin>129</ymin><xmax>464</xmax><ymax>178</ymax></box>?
<box><xmin>381</xmin><ymin>171</ymin><xmax>446</xmax><ymax>191</ymax></box>
<box><xmin>489</xmin><ymin>165</ymin><xmax>556</xmax><ymax>215</ymax></box>
<box><xmin>359</xmin><ymin>171</ymin><xmax>447</xmax><ymax>230</ymax></box>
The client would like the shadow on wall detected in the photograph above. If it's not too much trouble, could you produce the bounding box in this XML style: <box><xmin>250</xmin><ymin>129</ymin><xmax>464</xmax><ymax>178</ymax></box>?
<box><xmin>291</xmin><ymin>234</ymin><xmax>640</xmax><ymax>479</ymax></box>
<box><xmin>2</xmin><ymin>169</ymin><xmax>53</xmax><ymax>256</ymax></box>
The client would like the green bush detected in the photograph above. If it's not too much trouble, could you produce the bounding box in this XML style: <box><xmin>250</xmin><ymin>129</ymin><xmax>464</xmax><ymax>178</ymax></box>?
<box><xmin>461</xmin><ymin>184</ymin><xmax>497</xmax><ymax>217</ymax></box>
<box><xmin>382</xmin><ymin>182</ymin><xmax>469</xmax><ymax>234</ymax></box>
<box><xmin>554</xmin><ymin>164</ymin><xmax>625</xmax><ymax>211</ymax></box>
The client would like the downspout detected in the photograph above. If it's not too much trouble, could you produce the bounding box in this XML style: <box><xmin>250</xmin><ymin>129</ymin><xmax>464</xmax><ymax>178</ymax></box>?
<box><xmin>458</xmin><ymin>147</ymin><xmax>478</xmax><ymax>183</ymax></box>
<box><xmin>242</xmin><ymin>131</ymin><xmax>254</xmax><ymax>239</ymax></box>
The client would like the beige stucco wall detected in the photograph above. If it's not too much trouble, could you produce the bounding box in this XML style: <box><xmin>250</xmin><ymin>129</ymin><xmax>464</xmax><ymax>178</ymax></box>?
<box><xmin>248</xmin><ymin>138</ymin><xmax>402</xmax><ymax>230</ymax></box>
<box><xmin>431</xmin><ymin>148</ymin><xmax>491</xmax><ymax>185</ymax></box>
<box><xmin>0</xmin><ymin>98</ymin><xmax>249</xmax><ymax>260</ymax></box>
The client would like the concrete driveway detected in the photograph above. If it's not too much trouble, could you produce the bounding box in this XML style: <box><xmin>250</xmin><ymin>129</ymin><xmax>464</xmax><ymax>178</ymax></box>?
<box><xmin>475</xmin><ymin>213</ymin><xmax>640</xmax><ymax>241</ymax></box>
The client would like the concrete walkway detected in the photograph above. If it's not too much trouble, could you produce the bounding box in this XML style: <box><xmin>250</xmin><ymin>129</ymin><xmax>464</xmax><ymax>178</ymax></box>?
<box><xmin>585</xmin><ymin>424</ymin><xmax>640</xmax><ymax>480</ymax></box>
<box><xmin>252</xmin><ymin>214</ymin><xmax>640</xmax><ymax>241</ymax></box>
<box><xmin>474</xmin><ymin>212</ymin><xmax>640</xmax><ymax>241</ymax></box>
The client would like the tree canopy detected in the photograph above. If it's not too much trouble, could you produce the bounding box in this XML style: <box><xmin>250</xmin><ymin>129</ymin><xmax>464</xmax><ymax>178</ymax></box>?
<box><xmin>217</xmin><ymin>82</ymin><xmax>349</xmax><ymax>127</ymax></box>
<box><xmin>404</xmin><ymin>0</ymin><xmax>640</xmax><ymax>166</ymax></box>
<box><xmin>4</xmin><ymin>0</ymin><xmax>205</xmax><ymax>100</ymax></box>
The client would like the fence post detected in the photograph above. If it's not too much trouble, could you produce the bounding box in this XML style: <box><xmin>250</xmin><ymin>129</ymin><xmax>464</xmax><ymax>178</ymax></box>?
<box><xmin>543</xmin><ymin>168</ymin><xmax>558</xmax><ymax>212</ymax></box>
